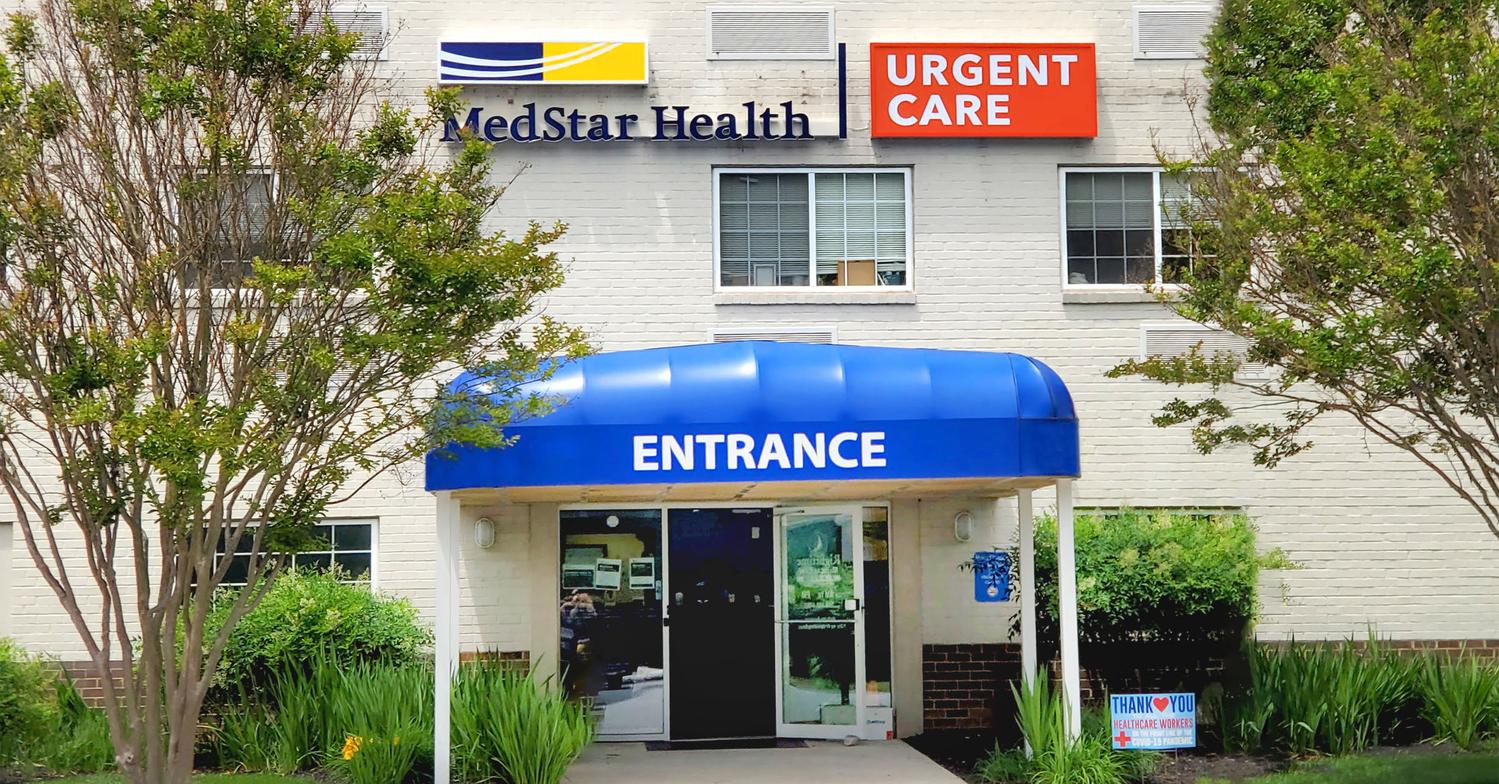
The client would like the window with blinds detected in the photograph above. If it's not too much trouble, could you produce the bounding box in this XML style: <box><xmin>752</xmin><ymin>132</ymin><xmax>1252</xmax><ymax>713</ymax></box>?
<box><xmin>716</xmin><ymin>168</ymin><xmax>911</xmax><ymax>289</ymax></box>
<box><xmin>181</xmin><ymin>171</ymin><xmax>276</xmax><ymax>285</ymax></box>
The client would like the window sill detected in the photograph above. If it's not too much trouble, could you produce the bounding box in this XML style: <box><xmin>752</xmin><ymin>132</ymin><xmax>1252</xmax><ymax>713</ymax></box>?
<box><xmin>1061</xmin><ymin>288</ymin><xmax>1174</xmax><ymax>305</ymax></box>
<box><xmin>714</xmin><ymin>290</ymin><xmax>917</xmax><ymax>306</ymax></box>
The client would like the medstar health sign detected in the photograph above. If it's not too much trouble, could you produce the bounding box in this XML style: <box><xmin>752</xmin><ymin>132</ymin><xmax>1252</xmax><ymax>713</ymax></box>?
<box><xmin>1110</xmin><ymin>693</ymin><xmax>1197</xmax><ymax>751</ymax></box>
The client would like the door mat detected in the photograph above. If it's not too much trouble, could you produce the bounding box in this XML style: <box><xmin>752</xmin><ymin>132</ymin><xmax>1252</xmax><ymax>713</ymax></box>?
<box><xmin>645</xmin><ymin>738</ymin><xmax>808</xmax><ymax>751</ymax></box>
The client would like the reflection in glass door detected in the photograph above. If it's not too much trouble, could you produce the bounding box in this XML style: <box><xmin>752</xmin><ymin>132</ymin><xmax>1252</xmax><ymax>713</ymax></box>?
<box><xmin>775</xmin><ymin>506</ymin><xmax>864</xmax><ymax>738</ymax></box>
<box><xmin>559</xmin><ymin>509</ymin><xmax>664</xmax><ymax>738</ymax></box>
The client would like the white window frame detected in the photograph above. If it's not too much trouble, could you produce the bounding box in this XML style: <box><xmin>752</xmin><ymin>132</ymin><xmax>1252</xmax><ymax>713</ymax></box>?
<box><xmin>1059</xmin><ymin>166</ymin><xmax>1189</xmax><ymax>291</ymax></box>
<box><xmin>713</xmin><ymin>167</ymin><xmax>915</xmax><ymax>294</ymax></box>
<box><xmin>213</xmin><ymin>517</ymin><xmax>378</xmax><ymax>588</ymax></box>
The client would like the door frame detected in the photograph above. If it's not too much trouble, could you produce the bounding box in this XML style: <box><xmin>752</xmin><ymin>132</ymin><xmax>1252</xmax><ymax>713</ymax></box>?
<box><xmin>772</xmin><ymin>504</ymin><xmax>867</xmax><ymax>739</ymax></box>
<box><xmin>557</xmin><ymin>501</ymin><xmax>892</xmax><ymax>742</ymax></box>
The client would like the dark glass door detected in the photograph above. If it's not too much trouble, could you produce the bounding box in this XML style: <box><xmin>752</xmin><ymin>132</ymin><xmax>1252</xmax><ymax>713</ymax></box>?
<box><xmin>666</xmin><ymin>507</ymin><xmax>775</xmax><ymax>740</ymax></box>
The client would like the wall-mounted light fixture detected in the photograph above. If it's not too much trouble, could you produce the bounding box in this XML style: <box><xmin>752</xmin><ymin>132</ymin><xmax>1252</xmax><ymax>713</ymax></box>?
<box><xmin>953</xmin><ymin>510</ymin><xmax>974</xmax><ymax>543</ymax></box>
<box><xmin>473</xmin><ymin>516</ymin><xmax>496</xmax><ymax>549</ymax></box>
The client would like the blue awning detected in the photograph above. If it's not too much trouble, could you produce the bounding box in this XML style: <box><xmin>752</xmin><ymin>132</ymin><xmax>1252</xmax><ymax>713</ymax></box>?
<box><xmin>425</xmin><ymin>341</ymin><xmax>1079</xmax><ymax>492</ymax></box>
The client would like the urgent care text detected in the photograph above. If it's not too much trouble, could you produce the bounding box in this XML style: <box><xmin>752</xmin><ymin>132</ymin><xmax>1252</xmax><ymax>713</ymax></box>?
<box><xmin>870</xmin><ymin>43</ymin><xmax>1097</xmax><ymax>138</ymax></box>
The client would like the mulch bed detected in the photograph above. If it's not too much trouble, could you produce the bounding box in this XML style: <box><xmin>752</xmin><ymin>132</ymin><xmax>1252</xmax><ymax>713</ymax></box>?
<box><xmin>1149</xmin><ymin>751</ymin><xmax>1286</xmax><ymax>783</ymax></box>
<box><xmin>905</xmin><ymin>729</ymin><xmax>1290</xmax><ymax>783</ymax></box>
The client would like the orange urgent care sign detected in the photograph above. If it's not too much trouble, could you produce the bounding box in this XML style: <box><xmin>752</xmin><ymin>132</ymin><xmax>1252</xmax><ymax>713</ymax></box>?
<box><xmin>870</xmin><ymin>43</ymin><xmax>1098</xmax><ymax>138</ymax></box>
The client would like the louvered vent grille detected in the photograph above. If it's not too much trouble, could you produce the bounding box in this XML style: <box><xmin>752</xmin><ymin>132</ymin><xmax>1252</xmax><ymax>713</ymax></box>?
<box><xmin>264</xmin><ymin>337</ymin><xmax>357</xmax><ymax>388</ymax></box>
<box><xmin>1142</xmin><ymin>325</ymin><xmax>1267</xmax><ymax>376</ymax></box>
<box><xmin>1134</xmin><ymin>4</ymin><xmax>1216</xmax><ymax>59</ymax></box>
<box><xmin>327</xmin><ymin>4</ymin><xmax>388</xmax><ymax>60</ymax></box>
<box><xmin>711</xmin><ymin>328</ymin><xmax>836</xmax><ymax>344</ymax></box>
<box><xmin>707</xmin><ymin>7</ymin><xmax>835</xmax><ymax>60</ymax></box>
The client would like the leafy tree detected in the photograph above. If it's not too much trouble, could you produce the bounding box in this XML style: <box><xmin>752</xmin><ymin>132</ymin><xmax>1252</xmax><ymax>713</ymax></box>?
<box><xmin>1112</xmin><ymin>0</ymin><xmax>1499</xmax><ymax>540</ymax></box>
<box><xmin>0</xmin><ymin>0</ymin><xmax>588</xmax><ymax>782</ymax></box>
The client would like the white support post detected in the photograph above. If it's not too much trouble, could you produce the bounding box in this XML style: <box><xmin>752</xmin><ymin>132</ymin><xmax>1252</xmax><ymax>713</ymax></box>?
<box><xmin>1055</xmin><ymin>479</ymin><xmax>1082</xmax><ymax>742</ymax></box>
<box><xmin>1017</xmin><ymin>488</ymin><xmax>1037</xmax><ymax>757</ymax></box>
<box><xmin>1018</xmin><ymin>488</ymin><xmax>1037</xmax><ymax>685</ymax></box>
<box><xmin>434</xmin><ymin>492</ymin><xmax>460</xmax><ymax>784</ymax></box>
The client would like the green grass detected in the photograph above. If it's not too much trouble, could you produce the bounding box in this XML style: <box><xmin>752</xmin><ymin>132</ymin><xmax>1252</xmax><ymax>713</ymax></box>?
<box><xmin>45</xmin><ymin>775</ymin><xmax>308</xmax><ymax>784</ymax></box>
<box><xmin>1239</xmin><ymin>751</ymin><xmax>1499</xmax><ymax>783</ymax></box>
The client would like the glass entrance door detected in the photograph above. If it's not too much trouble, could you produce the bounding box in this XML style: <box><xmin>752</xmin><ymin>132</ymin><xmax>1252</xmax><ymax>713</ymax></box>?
<box><xmin>774</xmin><ymin>506</ymin><xmax>864</xmax><ymax>738</ymax></box>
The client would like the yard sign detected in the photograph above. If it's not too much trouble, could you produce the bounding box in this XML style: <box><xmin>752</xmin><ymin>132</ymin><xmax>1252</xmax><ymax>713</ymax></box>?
<box><xmin>1109</xmin><ymin>693</ymin><xmax>1196</xmax><ymax>750</ymax></box>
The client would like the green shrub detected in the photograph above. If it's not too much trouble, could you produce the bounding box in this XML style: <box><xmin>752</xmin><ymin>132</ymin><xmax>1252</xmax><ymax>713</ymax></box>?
<box><xmin>0</xmin><ymin>639</ymin><xmax>57</xmax><ymax>765</ymax></box>
<box><xmin>0</xmin><ymin>641</ymin><xmax>114</xmax><ymax>774</ymax></box>
<box><xmin>206</xmin><ymin>569</ymin><xmax>432</xmax><ymax>702</ymax></box>
<box><xmin>1031</xmin><ymin>508</ymin><xmax>1289</xmax><ymax>646</ymax></box>
<box><xmin>1419</xmin><ymin>654</ymin><xmax>1499</xmax><ymax>751</ymax></box>
<box><xmin>452</xmin><ymin>660</ymin><xmax>593</xmax><ymax>784</ymax></box>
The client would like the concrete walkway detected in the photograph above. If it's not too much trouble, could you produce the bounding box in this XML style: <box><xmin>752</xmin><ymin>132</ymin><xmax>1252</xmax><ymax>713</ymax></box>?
<box><xmin>565</xmin><ymin>740</ymin><xmax>965</xmax><ymax>784</ymax></box>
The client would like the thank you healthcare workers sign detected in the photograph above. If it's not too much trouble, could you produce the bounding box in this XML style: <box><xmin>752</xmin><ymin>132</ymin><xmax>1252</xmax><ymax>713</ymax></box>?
<box><xmin>1110</xmin><ymin>693</ymin><xmax>1197</xmax><ymax>750</ymax></box>
<box><xmin>870</xmin><ymin>43</ymin><xmax>1097</xmax><ymax>138</ymax></box>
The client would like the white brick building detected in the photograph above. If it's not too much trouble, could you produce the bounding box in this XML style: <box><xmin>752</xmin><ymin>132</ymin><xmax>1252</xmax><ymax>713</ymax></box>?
<box><xmin>3</xmin><ymin>0</ymin><xmax>1497</xmax><ymax>744</ymax></box>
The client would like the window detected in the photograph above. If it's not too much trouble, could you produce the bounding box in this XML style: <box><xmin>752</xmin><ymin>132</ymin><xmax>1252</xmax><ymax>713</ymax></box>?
<box><xmin>214</xmin><ymin>519</ymin><xmax>375</xmax><ymax>587</ymax></box>
<box><xmin>1062</xmin><ymin>168</ymin><xmax>1196</xmax><ymax>286</ymax></box>
<box><xmin>716</xmin><ymin>169</ymin><xmax>911</xmax><ymax>289</ymax></box>
<box><xmin>181</xmin><ymin>171</ymin><xmax>276</xmax><ymax>284</ymax></box>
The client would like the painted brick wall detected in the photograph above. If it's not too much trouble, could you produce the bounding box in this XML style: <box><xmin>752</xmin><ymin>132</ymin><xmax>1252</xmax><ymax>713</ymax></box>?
<box><xmin>3</xmin><ymin>0</ymin><xmax>1497</xmax><ymax>663</ymax></box>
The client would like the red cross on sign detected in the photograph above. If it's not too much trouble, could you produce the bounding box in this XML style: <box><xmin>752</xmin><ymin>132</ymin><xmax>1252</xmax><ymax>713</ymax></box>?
<box><xmin>1113</xmin><ymin>730</ymin><xmax>1132</xmax><ymax>746</ymax></box>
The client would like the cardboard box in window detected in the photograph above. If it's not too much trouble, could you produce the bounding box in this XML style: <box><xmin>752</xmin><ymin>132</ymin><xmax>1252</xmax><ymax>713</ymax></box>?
<box><xmin>835</xmin><ymin>259</ymin><xmax>877</xmax><ymax>286</ymax></box>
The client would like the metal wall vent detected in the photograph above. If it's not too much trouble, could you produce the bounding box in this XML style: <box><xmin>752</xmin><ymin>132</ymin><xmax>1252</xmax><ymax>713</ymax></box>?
<box><xmin>1141</xmin><ymin>324</ymin><xmax>1268</xmax><ymax>376</ymax></box>
<box><xmin>1134</xmin><ymin>4</ymin><xmax>1216</xmax><ymax>60</ymax></box>
<box><xmin>706</xmin><ymin>7</ymin><xmax>835</xmax><ymax>60</ymax></box>
<box><xmin>327</xmin><ymin>4</ymin><xmax>388</xmax><ymax>60</ymax></box>
<box><xmin>711</xmin><ymin>327</ymin><xmax>837</xmax><ymax>344</ymax></box>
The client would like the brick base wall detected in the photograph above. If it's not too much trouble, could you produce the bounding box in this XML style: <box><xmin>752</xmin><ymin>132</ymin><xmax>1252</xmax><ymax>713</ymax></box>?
<box><xmin>921</xmin><ymin>639</ymin><xmax>1499</xmax><ymax>732</ymax></box>
<box><xmin>60</xmin><ymin>660</ymin><xmax>130</xmax><ymax>705</ymax></box>
<box><xmin>922</xmin><ymin>643</ymin><xmax>1021</xmax><ymax>730</ymax></box>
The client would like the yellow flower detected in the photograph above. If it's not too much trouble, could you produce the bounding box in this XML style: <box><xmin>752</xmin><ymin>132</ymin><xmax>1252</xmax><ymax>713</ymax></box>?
<box><xmin>341</xmin><ymin>735</ymin><xmax>363</xmax><ymax>760</ymax></box>
<box><xmin>393</xmin><ymin>736</ymin><xmax>400</xmax><ymax>746</ymax></box>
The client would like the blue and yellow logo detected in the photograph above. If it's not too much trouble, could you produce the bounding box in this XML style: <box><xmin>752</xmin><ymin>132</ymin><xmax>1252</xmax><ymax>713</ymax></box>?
<box><xmin>439</xmin><ymin>41</ymin><xmax>648</xmax><ymax>84</ymax></box>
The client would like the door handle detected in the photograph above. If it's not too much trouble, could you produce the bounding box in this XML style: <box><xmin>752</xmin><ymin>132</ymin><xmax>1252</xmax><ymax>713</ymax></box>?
<box><xmin>843</xmin><ymin>598</ymin><xmax>862</xmax><ymax>612</ymax></box>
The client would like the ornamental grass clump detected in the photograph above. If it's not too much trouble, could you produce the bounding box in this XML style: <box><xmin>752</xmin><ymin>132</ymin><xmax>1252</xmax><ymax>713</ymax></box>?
<box><xmin>1213</xmin><ymin>637</ymin><xmax>1452</xmax><ymax>756</ymax></box>
<box><xmin>452</xmin><ymin>659</ymin><xmax>593</xmax><ymax>784</ymax></box>
<box><xmin>1419</xmin><ymin>653</ymin><xmax>1499</xmax><ymax>751</ymax></box>
<box><xmin>977</xmin><ymin>671</ymin><xmax>1155</xmax><ymax>784</ymax></box>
